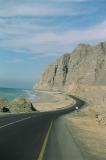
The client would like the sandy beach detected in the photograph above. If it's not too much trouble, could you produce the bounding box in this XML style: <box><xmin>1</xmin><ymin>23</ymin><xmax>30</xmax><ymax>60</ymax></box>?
<box><xmin>33</xmin><ymin>91</ymin><xmax>75</xmax><ymax>111</ymax></box>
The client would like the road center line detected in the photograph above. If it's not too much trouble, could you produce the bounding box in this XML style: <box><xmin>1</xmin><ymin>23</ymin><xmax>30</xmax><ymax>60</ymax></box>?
<box><xmin>0</xmin><ymin>117</ymin><xmax>31</xmax><ymax>129</ymax></box>
<box><xmin>37</xmin><ymin>121</ymin><xmax>53</xmax><ymax>160</ymax></box>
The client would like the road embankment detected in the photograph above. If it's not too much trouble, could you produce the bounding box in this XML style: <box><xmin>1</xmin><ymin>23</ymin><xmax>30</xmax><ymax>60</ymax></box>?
<box><xmin>43</xmin><ymin>106</ymin><xmax>106</xmax><ymax>160</ymax></box>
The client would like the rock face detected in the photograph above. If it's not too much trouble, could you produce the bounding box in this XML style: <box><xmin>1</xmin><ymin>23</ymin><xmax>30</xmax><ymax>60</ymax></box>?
<box><xmin>0</xmin><ymin>98</ymin><xmax>9</xmax><ymax>112</ymax></box>
<box><xmin>0</xmin><ymin>97</ymin><xmax>36</xmax><ymax>113</ymax></box>
<box><xmin>33</xmin><ymin>42</ymin><xmax>106</xmax><ymax>91</ymax></box>
<box><xmin>9</xmin><ymin>97</ymin><xmax>36</xmax><ymax>113</ymax></box>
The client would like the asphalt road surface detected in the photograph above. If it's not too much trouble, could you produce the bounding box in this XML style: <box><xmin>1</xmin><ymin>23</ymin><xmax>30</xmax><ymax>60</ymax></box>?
<box><xmin>44</xmin><ymin>116</ymin><xmax>84</xmax><ymax>160</ymax></box>
<box><xmin>0</xmin><ymin>96</ymin><xmax>85</xmax><ymax>160</ymax></box>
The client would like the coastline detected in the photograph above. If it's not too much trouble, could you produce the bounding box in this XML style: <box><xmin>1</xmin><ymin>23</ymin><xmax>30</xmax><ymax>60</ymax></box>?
<box><xmin>32</xmin><ymin>90</ymin><xmax>75</xmax><ymax>111</ymax></box>
<box><xmin>0</xmin><ymin>88</ymin><xmax>106</xmax><ymax>159</ymax></box>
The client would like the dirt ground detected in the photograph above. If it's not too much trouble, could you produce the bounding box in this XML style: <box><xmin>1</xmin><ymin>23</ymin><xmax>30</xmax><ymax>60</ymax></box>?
<box><xmin>33</xmin><ymin>91</ymin><xmax>75</xmax><ymax>111</ymax></box>
<box><xmin>63</xmin><ymin>107</ymin><xmax>106</xmax><ymax>160</ymax></box>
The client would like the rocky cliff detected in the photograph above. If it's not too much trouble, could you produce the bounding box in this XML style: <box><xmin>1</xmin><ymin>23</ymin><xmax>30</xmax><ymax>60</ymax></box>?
<box><xmin>33</xmin><ymin>41</ymin><xmax>106</xmax><ymax>91</ymax></box>
<box><xmin>0</xmin><ymin>97</ymin><xmax>36</xmax><ymax>113</ymax></box>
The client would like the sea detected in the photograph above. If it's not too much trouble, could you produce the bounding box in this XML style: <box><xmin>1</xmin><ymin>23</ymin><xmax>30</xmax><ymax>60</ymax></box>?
<box><xmin>0</xmin><ymin>87</ymin><xmax>39</xmax><ymax>102</ymax></box>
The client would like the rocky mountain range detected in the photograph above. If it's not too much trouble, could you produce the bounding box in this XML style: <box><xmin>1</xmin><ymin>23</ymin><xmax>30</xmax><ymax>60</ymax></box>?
<box><xmin>33</xmin><ymin>41</ymin><xmax>106</xmax><ymax>91</ymax></box>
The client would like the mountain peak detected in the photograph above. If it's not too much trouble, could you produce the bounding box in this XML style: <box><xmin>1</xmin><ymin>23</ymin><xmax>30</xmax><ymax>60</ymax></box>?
<box><xmin>33</xmin><ymin>41</ymin><xmax>106</xmax><ymax>91</ymax></box>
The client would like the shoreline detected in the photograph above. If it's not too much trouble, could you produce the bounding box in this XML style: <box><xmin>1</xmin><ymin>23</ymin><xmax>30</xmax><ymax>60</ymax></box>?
<box><xmin>0</xmin><ymin>89</ymin><xmax>106</xmax><ymax>159</ymax></box>
<box><xmin>0</xmin><ymin>89</ymin><xmax>75</xmax><ymax>114</ymax></box>
<box><xmin>32</xmin><ymin>90</ymin><xmax>75</xmax><ymax>112</ymax></box>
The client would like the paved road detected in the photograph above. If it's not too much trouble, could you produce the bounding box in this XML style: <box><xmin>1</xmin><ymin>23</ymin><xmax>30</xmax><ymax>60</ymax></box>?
<box><xmin>44</xmin><ymin>116</ymin><xmax>84</xmax><ymax>160</ymax></box>
<box><xmin>0</xmin><ymin>96</ymin><xmax>85</xmax><ymax>160</ymax></box>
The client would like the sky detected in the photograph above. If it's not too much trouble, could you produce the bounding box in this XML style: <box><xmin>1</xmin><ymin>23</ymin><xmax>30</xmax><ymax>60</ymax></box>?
<box><xmin>0</xmin><ymin>0</ymin><xmax>106</xmax><ymax>89</ymax></box>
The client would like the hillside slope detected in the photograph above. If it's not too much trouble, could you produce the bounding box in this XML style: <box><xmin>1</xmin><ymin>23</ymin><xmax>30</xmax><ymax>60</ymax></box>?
<box><xmin>33</xmin><ymin>42</ymin><xmax>106</xmax><ymax>91</ymax></box>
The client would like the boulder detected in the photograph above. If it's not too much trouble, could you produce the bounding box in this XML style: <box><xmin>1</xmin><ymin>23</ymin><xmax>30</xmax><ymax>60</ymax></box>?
<box><xmin>2</xmin><ymin>107</ymin><xmax>10</xmax><ymax>113</ymax></box>
<box><xmin>9</xmin><ymin>97</ymin><xmax>36</xmax><ymax>113</ymax></box>
<box><xmin>0</xmin><ymin>98</ymin><xmax>9</xmax><ymax>112</ymax></box>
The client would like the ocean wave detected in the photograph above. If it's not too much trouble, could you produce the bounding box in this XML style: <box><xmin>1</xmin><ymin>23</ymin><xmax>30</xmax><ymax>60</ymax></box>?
<box><xmin>0</xmin><ymin>88</ymin><xmax>39</xmax><ymax>101</ymax></box>
<box><xmin>22</xmin><ymin>89</ymin><xmax>38</xmax><ymax>102</ymax></box>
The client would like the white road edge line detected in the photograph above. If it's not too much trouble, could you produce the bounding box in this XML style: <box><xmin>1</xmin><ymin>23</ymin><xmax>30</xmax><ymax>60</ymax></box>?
<box><xmin>0</xmin><ymin>117</ymin><xmax>31</xmax><ymax>129</ymax></box>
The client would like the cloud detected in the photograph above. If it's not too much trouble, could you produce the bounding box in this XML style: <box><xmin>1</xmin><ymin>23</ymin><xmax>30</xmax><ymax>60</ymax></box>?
<box><xmin>52</xmin><ymin>0</ymin><xmax>89</xmax><ymax>2</ymax></box>
<box><xmin>7</xmin><ymin>59</ymin><xmax>22</xmax><ymax>64</ymax></box>
<box><xmin>0</xmin><ymin>1</ymin><xmax>105</xmax><ymax>55</ymax></box>
<box><xmin>0</xmin><ymin>21</ymin><xmax>106</xmax><ymax>55</ymax></box>
<box><xmin>0</xmin><ymin>3</ymin><xmax>87</xmax><ymax>17</ymax></box>
<box><xmin>0</xmin><ymin>17</ymin><xmax>63</xmax><ymax>38</ymax></box>
<box><xmin>58</xmin><ymin>21</ymin><xmax>106</xmax><ymax>44</ymax></box>
<box><xmin>30</xmin><ymin>52</ymin><xmax>59</xmax><ymax>60</ymax></box>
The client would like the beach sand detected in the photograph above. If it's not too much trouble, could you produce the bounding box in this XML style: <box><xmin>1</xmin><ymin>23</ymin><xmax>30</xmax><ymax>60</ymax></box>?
<box><xmin>33</xmin><ymin>91</ymin><xmax>75</xmax><ymax>111</ymax></box>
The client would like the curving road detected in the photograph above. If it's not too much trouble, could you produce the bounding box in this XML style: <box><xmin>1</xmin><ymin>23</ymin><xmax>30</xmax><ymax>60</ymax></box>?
<box><xmin>0</xmin><ymin>95</ymin><xmax>85</xmax><ymax>160</ymax></box>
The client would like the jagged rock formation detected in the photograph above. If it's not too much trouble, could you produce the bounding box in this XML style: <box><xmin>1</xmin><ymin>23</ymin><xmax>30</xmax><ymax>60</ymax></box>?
<box><xmin>0</xmin><ymin>97</ymin><xmax>36</xmax><ymax>113</ymax></box>
<box><xmin>0</xmin><ymin>98</ymin><xmax>9</xmax><ymax>112</ymax></box>
<box><xmin>9</xmin><ymin>97</ymin><xmax>36</xmax><ymax>113</ymax></box>
<box><xmin>33</xmin><ymin>42</ymin><xmax>106</xmax><ymax>91</ymax></box>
